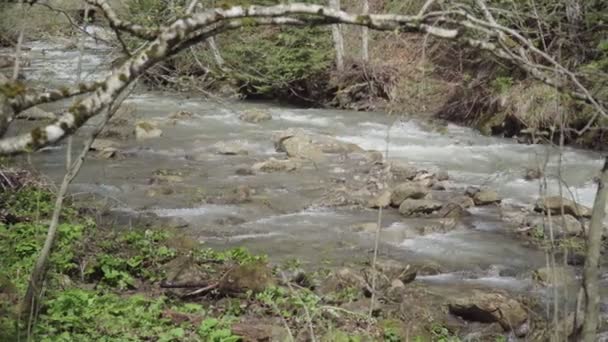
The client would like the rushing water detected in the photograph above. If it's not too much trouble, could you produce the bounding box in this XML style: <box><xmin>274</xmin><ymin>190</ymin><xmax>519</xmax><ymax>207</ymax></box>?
<box><xmin>5</xmin><ymin>31</ymin><xmax>607</xmax><ymax>313</ymax></box>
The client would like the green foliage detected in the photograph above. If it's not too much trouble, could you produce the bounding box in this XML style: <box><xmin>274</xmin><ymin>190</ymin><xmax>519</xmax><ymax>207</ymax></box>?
<box><xmin>383</xmin><ymin>327</ymin><xmax>402</xmax><ymax>342</ymax></box>
<box><xmin>221</xmin><ymin>26</ymin><xmax>333</xmax><ymax>97</ymax></box>
<box><xmin>195</xmin><ymin>246</ymin><xmax>267</xmax><ymax>265</ymax></box>
<box><xmin>88</xmin><ymin>229</ymin><xmax>177</xmax><ymax>287</ymax></box>
<box><xmin>430</xmin><ymin>324</ymin><xmax>460</xmax><ymax>342</ymax></box>
<box><xmin>197</xmin><ymin>318</ymin><xmax>241</xmax><ymax>342</ymax></box>
<box><xmin>490</xmin><ymin>76</ymin><xmax>513</xmax><ymax>94</ymax></box>
<box><xmin>35</xmin><ymin>290</ymin><xmax>190</xmax><ymax>341</ymax></box>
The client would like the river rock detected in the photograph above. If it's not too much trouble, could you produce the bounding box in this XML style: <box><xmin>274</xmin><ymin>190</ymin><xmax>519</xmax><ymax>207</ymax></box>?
<box><xmin>239</xmin><ymin>109</ymin><xmax>272</xmax><ymax>123</ymax></box>
<box><xmin>473</xmin><ymin>189</ymin><xmax>501</xmax><ymax>206</ymax></box>
<box><xmin>465</xmin><ymin>186</ymin><xmax>480</xmax><ymax>197</ymax></box>
<box><xmin>213</xmin><ymin>141</ymin><xmax>248</xmax><ymax>155</ymax></box>
<box><xmin>416</xmin><ymin>218</ymin><xmax>458</xmax><ymax>235</ymax></box>
<box><xmin>389</xmin><ymin>161</ymin><xmax>418</xmax><ymax>182</ymax></box>
<box><xmin>450</xmin><ymin>195</ymin><xmax>475</xmax><ymax>209</ymax></box>
<box><xmin>168</xmin><ymin>110</ymin><xmax>194</xmax><ymax>120</ymax></box>
<box><xmin>367</xmin><ymin>190</ymin><xmax>391</xmax><ymax>209</ymax></box>
<box><xmin>390</xmin><ymin>183</ymin><xmax>429</xmax><ymax>207</ymax></box>
<box><xmin>17</xmin><ymin>106</ymin><xmax>56</xmax><ymax>120</ymax></box>
<box><xmin>350</xmin><ymin>222</ymin><xmax>379</xmax><ymax>233</ymax></box>
<box><xmin>437</xmin><ymin>170</ymin><xmax>449</xmax><ymax>181</ymax></box>
<box><xmin>399</xmin><ymin>199</ymin><xmax>443</xmax><ymax>216</ymax></box>
<box><xmin>90</xmin><ymin>139</ymin><xmax>119</xmax><ymax>151</ymax></box>
<box><xmin>447</xmin><ymin>290</ymin><xmax>528</xmax><ymax>331</ymax></box>
<box><xmin>135</xmin><ymin>120</ymin><xmax>162</xmax><ymax>140</ymax></box>
<box><xmin>533</xmin><ymin>266</ymin><xmax>576</xmax><ymax>287</ymax></box>
<box><xmin>534</xmin><ymin>196</ymin><xmax>592</xmax><ymax>218</ymax></box>
<box><xmin>252</xmin><ymin>158</ymin><xmax>300</xmax><ymax>172</ymax></box>
<box><xmin>281</xmin><ymin>134</ymin><xmax>324</xmax><ymax>161</ymax></box>
<box><xmin>433</xmin><ymin>202</ymin><xmax>469</xmax><ymax>218</ymax></box>
<box><xmin>524</xmin><ymin>167</ymin><xmax>543</xmax><ymax>181</ymax></box>
<box><xmin>528</xmin><ymin>214</ymin><xmax>583</xmax><ymax>237</ymax></box>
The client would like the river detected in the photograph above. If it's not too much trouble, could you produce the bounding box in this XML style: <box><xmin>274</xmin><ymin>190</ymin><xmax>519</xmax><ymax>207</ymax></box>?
<box><xmin>5</xmin><ymin>28</ymin><xmax>608</xmax><ymax>333</ymax></box>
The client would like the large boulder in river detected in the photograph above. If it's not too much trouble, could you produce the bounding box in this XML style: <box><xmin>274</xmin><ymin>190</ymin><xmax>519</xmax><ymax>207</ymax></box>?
<box><xmin>390</xmin><ymin>183</ymin><xmax>429</xmax><ymax>207</ymax></box>
<box><xmin>534</xmin><ymin>196</ymin><xmax>592</xmax><ymax>218</ymax></box>
<box><xmin>367</xmin><ymin>190</ymin><xmax>391</xmax><ymax>209</ymax></box>
<box><xmin>274</xmin><ymin>129</ymin><xmax>362</xmax><ymax>160</ymax></box>
<box><xmin>399</xmin><ymin>199</ymin><xmax>443</xmax><ymax>216</ymax></box>
<box><xmin>135</xmin><ymin>121</ymin><xmax>162</xmax><ymax>140</ymax></box>
<box><xmin>448</xmin><ymin>290</ymin><xmax>528</xmax><ymax>332</ymax></box>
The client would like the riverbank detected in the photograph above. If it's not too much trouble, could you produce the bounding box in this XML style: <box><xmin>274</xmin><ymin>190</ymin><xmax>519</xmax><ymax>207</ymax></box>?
<box><xmin>1</xmin><ymin>163</ymin><xmax>600</xmax><ymax>341</ymax></box>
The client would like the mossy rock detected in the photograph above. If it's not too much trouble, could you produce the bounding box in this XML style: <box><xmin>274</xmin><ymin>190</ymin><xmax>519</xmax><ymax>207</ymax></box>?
<box><xmin>219</xmin><ymin>262</ymin><xmax>274</xmax><ymax>295</ymax></box>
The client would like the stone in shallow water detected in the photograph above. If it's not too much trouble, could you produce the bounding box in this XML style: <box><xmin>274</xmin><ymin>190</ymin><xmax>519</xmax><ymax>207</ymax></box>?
<box><xmin>390</xmin><ymin>182</ymin><xmax>429</xmax><ymax>207</ymax></box>
<box><xmin>398</xmin><ymin>199</ymin><xmax>443</xmax><ymax>216</ymax></box>
<box><xmin>534</xmin><ymin>196</ymin><xmax>592</xmax><ymax>218</ymax></box>
<box><xmin>239</xmin><ymin>109</ymin><xmax>272</xmax><ymax>123</ymax></box>
<box><xmin>135</xmin><ymin>120</ymin><xmax>162</xmax><ymax>140</ymax></box>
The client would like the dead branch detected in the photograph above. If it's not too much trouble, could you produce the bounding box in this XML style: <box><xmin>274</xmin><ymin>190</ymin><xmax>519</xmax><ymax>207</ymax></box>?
<box><xmin>0</xmin><ymin>2</ymin><xmax>604</xmax><ymax>156</ymax></box>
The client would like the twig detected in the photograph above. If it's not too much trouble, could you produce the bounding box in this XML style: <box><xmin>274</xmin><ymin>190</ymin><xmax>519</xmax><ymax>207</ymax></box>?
<box><xmin>21</xmin><ymin>83</ymin><xmax>135</xmax><ymax>333</ymax></box>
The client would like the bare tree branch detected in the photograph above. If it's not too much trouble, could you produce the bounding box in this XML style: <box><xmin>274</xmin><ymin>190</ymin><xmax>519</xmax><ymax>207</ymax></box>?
<box><xmin>0</xmin><ymin>2</ymin><xmax>605</xmax><ymax>155</ymax></box>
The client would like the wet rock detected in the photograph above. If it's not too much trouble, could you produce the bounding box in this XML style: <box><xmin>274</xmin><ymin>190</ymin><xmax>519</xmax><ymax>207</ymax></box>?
<box><xmin>252</xmin><ymin>158</ymin><xmax>300</xmax><ymax>172</ymax></box>
<box><xmin>389</xmin><ymin>161</ymin><xmax>418</xmax><ymax>182</ymax></box>
<box><xmin>168</xmin><ymin>110</ymin><xmax>194</xmax><ymax>120</ymax></box>
<box><xmin>433</xmin><ymin>202</ymin><xmax>469</xmax><ymax>218</ymax></box>
<box><xmin>214</xmin><ymin>141</ymin><xmax>249</xmax><ymax>155</ymax></box>
<box><xmin>524</xmin><ymin>167</ymin><xmax>543</xmax><ymax>181</ymax></box>
<box><xmin>528</xmin><ymin>214</ymin><xmax>583</xmax><ymax>237</ymax></box>
<box><xmin>534</xmin><ymin>196</ymin><xmax>592</xmax><ymax>218</ymax></box>
<box><xmin>351</xmin><ymin>222</ymin><xmax>379</xmax><ymax>234</ymax></box>
<box><xmin>398</xmin><ymin>199</ymin><xmax>443</xmax><ymax>216</ymax></box>
<box><xmin>437</xmin><ymin>170</ymin><xmax>449</xmax><ymax>181</ymax></box>
<box><xmin>390</xmin><ymin>183</ymin><xmax>429</xmax><ymax>207</ymax></box>
<box><xmin>213</xmin><ymin>215</ymin><xmax>246</xmax><ymax>226</ymax></box>
<box><xmin>90</xmin><ymin>139</ymin><xmax>120</xmax><ymax>151</ymax></box>
<box><xmin>239</xmin><ymin>109</ymin><xmax>272</xmax><ymax>123</ymax></box>
<box><xmin>472</xmin><ymin>189</ymin><xmax>501</xmax><ymax>206</ymax></box>
<box><xmin>416</xmin><ymin>218</ymin><xmax>458</xmax><ymax>235</ymax></box>
<box><xmin>533</xmin><ymin>266</ymin><xmax>576</xmax><ymax>287</ymax></box>
<box><xmin>219</xmin><ymin>262</ymin><xmax>274</xmax><ymax>294</ymax></box>
<box><xmin>219</xmin><ymin>185</ymin><xmax>252</xmax><ymax>204</ymax></box>
<box><xmin>135</xmin><ymin>120</ymin><xmax>162</xmax><ymax>140</ymax></box>
<box><xmin>17</xmin><ymin>106</ymin><xmax>56</xmax><ymax>120</ymax></box>
<box><xmin>432</xmin><ymin>182</ymin><xmax>446</xmax><ymax>191</ymax></box>
<box><xmin>450</xmin><ymin>195</ymin><xmax>475</xmax><ymax>209</ymax></box>
<box><xmin>235</xmin><ymin>167</ymin><xmax>255</xmax><ymax>176</ymax></box>
<box><xmin>447</xmin><ymin>290</ymin><xmax>528</xmax><ymax>331</ymax></box>
<box><xmin>367</xmin><ymin>190</ymin><xmax>392</xmax><ymax>209</ymax></box>
<box><xmin>281</xmin><ymin>134</ymin><xmax>325</xmax><ymax>161</ymax></box>
<box><xmin>465</xmin><ymin>186</ymin><xmax>480</xmax><ymax>197</ymax></box>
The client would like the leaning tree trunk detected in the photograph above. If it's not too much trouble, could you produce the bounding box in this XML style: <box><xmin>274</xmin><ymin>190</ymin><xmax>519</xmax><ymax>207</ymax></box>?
<box><xmin>329</xmin><ymin>0</ymin><xmax>345</xmax><ymax>72</ymax></box>
<box><xmin>582</xmin><ymin>156</ymin><xmax>608</xmax><ymax>341</ymax></box>
<box><xmin>207</xmin><ymin>37</ymin><xmax>224</xmax><ymax>68</ymax></box>
<box><xmin>361</xmin><ymin>0</ymin><xmax>369</xmax><ymax>62</ymax></box>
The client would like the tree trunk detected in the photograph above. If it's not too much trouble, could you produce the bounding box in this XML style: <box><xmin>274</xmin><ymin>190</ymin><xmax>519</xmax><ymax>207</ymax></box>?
<box><xmin>361</xmin><ymin>0</ymin><xmax>369</xmax><ymax>62</ymax></box>
<box><xmin>207</xmin><ymin>37</ymin><xmax>224</xmax><ymax>68</ymax></box>
<box><xmin>582</xmin><ymin>156</ymin><xmax>608</xmax><ymax>341</ymax></box>
<box><xmin>329</xmin><ymin>0</ymin><xmax>345</xmax><ymax>72</ymax></box>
